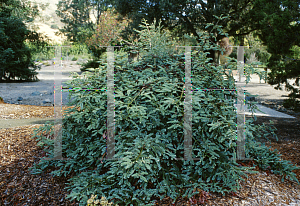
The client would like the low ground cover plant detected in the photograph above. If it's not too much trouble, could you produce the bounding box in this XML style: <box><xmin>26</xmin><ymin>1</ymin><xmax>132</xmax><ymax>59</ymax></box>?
<box><xmin>29</xmin><ymin>19</ymin><xmax>299</xmax><ymax>206</ymax></box>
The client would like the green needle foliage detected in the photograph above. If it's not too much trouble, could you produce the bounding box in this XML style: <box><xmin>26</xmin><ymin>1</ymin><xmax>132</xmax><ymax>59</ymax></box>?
<box><xmin>29</xmin><ymin>19</ymin><xmax>299</xmax><ymax>206</ymax></box>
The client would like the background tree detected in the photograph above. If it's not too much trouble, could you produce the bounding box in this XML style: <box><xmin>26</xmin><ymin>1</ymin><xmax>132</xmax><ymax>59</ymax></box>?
<box><xmin>90</xmin><ymin>0</ymin><xmax>114</xmax><ymax>24</ymax></box>
<box><xmin>250</xmin><ymin>0</ymin><xmax>300</xmax><ymax>111</ymax></box>
<box><xmin>55</xmin><ymin>0</ymin><xmax>114</xmax><ymax>44</ymax></box>
<box><xmin>78</xmin><ymin>7</ymin><xmax>132</xmax><ymax>72</ymax></box>
<box><xmin>229</xmin><ymin>33</ymin><xmax>271</xmax><ymax>66</ymax></box>
<box><xmin>84</xmin><ymin>7</ymin><xmax>131</xmax><ymax>57</ymax></box>
<box><xmin>55</xmin><ymin>0</ymin><xmax>93</xmax><ymax>43</ymax></box>
<box><xmin>110</xmin><ymin>0</ymin><xmax>259</xmax><ymax>63</ymax></box>
<box><xmin>0</xmin><ymin>0</ymin><xmax>50</xmax><ymax>82</ymax></box>
<box><xmin>0</xmin><ymin>0</ymin><xmax>47</xmax><ymax>24</ymax></box>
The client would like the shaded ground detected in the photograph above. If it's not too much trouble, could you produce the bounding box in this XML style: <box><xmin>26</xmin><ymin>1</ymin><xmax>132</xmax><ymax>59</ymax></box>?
<box><xmin>250</xmin><ymin>116</ymin><xmax>300</xmax><ymax>179</ymax></box>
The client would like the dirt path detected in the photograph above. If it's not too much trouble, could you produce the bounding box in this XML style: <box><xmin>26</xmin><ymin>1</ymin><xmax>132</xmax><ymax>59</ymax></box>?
<box><xmin>0</xmin><ymin>103</ymin><xmax>76</xmax><ymax>129</ymax></box>
<box><xmin>0</xmin><ymin>118</ymin><xmax>56</xmax><ymax>129</ymax></box>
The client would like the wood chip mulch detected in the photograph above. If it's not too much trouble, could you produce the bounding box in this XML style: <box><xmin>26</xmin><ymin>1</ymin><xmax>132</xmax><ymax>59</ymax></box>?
<box><xmin>0</xmin><ymin>103</ymin><xmax>75</xmax><ymax>119</ymax></box>
<box><xmin>0</xmin><ymin>104</ymin><xmax>300</xmax><ymax>206</ymax></box>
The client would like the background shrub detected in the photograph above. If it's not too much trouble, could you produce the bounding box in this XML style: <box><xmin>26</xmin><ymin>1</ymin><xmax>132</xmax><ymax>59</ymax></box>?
<box><xmin>25</xmin><ymin>40</ymin><xmax>92</xmax><ymax>62</ymax></box>
<box><xmin>80</xmin><ymin>59</ymin><xmax>101</xmax><ymax>72</ymax></box>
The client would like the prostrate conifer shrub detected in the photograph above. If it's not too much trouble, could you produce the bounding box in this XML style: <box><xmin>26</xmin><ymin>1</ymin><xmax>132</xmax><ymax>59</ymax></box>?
<box><xmin>29</xmin><ymin>19</ymin><xmax>299</xmax><ymax>206</ymax></box>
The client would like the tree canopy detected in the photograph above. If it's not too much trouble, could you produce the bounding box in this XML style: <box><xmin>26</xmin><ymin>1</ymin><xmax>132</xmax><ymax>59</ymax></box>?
<box><xmin>55</xmin><ymin>0</ymin><xmax>114</xmax><ymax>44</ymax></box>
<box><xmin>110</xmin><ymin>0</ymin><xmax>259</xmax><ymax>62</ymax></box>
<box><xmin>55</xmin><ymin>0</ymin><xmax>260</xmax><ymax>62</ymax></box>
<box><xmin>250</xmin><ymin>0</ymin><xmax>300</xmax><ymax>111</ymax></box>
<box><xmin>0</xmin><ymin>0</ymin><xmax>51</xmax><ymax>81</ymax></box>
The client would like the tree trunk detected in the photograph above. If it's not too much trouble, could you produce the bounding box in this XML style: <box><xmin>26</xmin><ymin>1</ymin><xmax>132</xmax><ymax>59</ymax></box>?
<box><xmin>97</xmin><ymin>2</ymin><xmax>101</xmax><ymax>24</ymax></box>
<box><xmin>239</xmin><ymin>35</ymin><xmax>244</xmax><ymax>46</ymax></box>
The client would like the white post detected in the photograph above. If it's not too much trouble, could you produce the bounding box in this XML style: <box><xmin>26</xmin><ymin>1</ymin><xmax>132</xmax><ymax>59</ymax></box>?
<box><xmin>236</xmin><ymin>46</ymin><xmax>246</xmax><ymax>160</ymax></box>
<box><xmin>176</xmin><ymin>46</ymin><xmax>201</xmax><ymax>161</ymax></box>
<box><xmin>184</xmin><ymin>46</ymin><xmax>192</xmax><ymax>161</ymax></box>
<box><xmin>45</xmin><ymin>45</ymin><xmax>71</xmax><ymax>161</ymax></box>
<box><xmin>97</xmin><ymin>45</ymin><xmax>122</xmax><ymax>161</ymax></box>
<box><xmin>106</xmin><ymin>46</ymin><xmax>115</xmax><ymax>160</ymax></box>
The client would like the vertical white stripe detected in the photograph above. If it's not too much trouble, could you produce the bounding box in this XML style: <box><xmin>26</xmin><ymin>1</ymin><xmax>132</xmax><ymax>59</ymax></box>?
<box><xmin>107</xmin><ymin>46</ymin><xmax>115</xmax><ymax>160</ymax></box>
<box><xmin>184</xmin><ymin>46</ymin><xmax>193</xmax><ymax>161</ymax></box>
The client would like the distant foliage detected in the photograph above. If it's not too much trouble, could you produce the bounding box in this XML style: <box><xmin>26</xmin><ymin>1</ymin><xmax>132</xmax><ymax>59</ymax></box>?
<box><xmin>25</xmin><ymin>40</ymin><xmax>91</xmax><ymax>61</ymax></box>
<box><xmin>0</xmin><ymin>5</ymin><xmax>39</xmax><ymax>81</ymax></box>
<box><xmin>29</xmin><ymin>19</ymin><xmax>299</xmax><ymax>206</ymax></box>
<box><xmin>84</xmin><ymin>7</ymin><xmax>131</xmax><ymax>59</ymax></box>
<box><xmin>55</xmin><ymin>0</ymin><xmax>94</xmax><ymax>43</ymax></box>
<box><xmin>50</xmin><ymin>24</ymin><xmax>59</xmax><ymax>29</ymax></box>
<box><xmin>228</xmin><ymin>33</ymin><xmax>271</xmax><ymax>67</ymax></box>
<box><xmin>85</xmin><ymin>7</ymin><xmax>130</xmax><ymax>47</ymax></box>
<box><xmin>252</xmin><ymin>0</ymin><xmax>300</xmax><ymax>111</ymax></box>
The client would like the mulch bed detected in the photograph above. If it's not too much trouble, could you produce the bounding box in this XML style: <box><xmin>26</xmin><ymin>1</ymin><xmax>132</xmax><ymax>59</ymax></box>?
<box><xmin>250</xmin><ymin>116</ymin><xmax>300</xmax><ymax>181</ymax></box>
<box><xmin>0</xmin><ymin>106</ymin><xmax>299</xmax><ymax>205</ymax></box>
<box><xmin>0</xmin><ymin>125</ymin><xmax>79</xmax><ymax>206</ymax></box>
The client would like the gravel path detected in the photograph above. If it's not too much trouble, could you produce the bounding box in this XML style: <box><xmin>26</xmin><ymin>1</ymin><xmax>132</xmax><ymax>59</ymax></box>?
<box><xmin>234</xmin><ymin>73</ymin><xmax>300</xmax><ymax>118</ymax></box>
<box><xmin>0</xmin><ymin>60</ymin><xmax>85</xmax><ymax>106</ymax></box>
